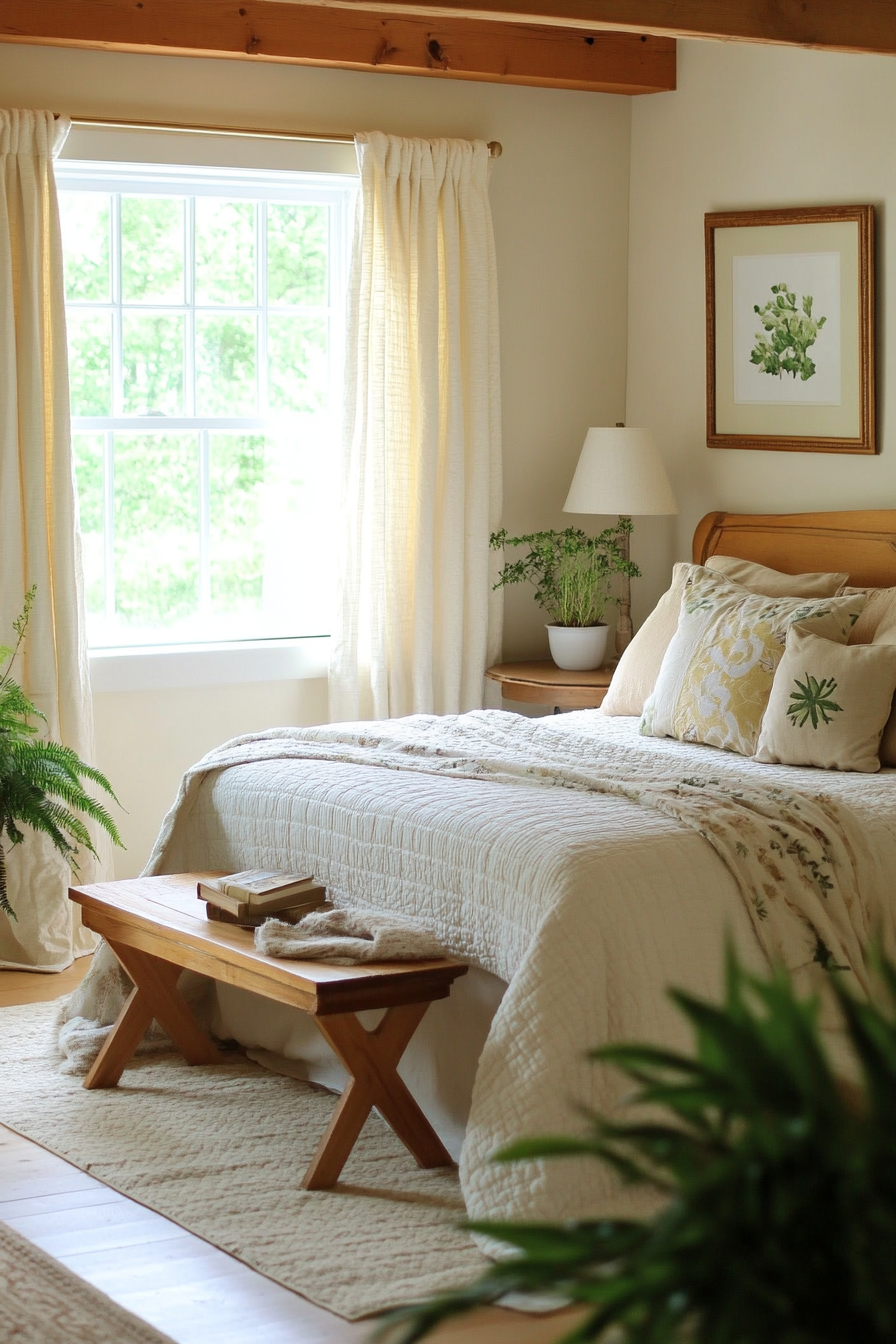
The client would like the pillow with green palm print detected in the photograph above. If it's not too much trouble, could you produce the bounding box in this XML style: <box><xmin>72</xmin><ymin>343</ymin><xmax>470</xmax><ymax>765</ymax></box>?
<box><xmin>755</xmin><ymin>623</ymin><xmax>896</xmax><ymax>772</ymax></box>
<box><xmin>640</xmin><ymin>566</ymin><xmax>866</xmax><ymax>757</ymax></box>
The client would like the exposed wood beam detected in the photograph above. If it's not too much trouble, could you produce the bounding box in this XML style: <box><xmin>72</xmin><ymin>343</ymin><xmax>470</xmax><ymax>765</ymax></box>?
<box><xmin>317</xmin><ymin>0</ymin><xmax>896</xmax><ymax>57</ymax></box>
<box><xmin>0</xmin><ymin>0</ymin><xmax>676</xmax><ymax>94</ymax></box>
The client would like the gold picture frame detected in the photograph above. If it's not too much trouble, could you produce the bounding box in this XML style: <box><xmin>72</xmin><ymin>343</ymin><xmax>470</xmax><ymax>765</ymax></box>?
<box><xmin>705</xmin><ymin>205</ymin><xmax>875</xmax><ymax>454</ymax></box>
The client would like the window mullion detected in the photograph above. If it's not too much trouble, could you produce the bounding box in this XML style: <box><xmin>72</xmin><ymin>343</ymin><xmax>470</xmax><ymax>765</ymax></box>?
<box><xmin>104</xmin><ymin>429</ymin><xmax>116</xmax><ymax>624</ymax></box>
<box><xmin>111</xmin><ymin>193</ymin><xmax>123</xmax><ymax>416</ymax></box>
<box><xmin>258</xmin><ymin>198</ymin><xmax>267</xmax><ymax>416</ymax></box>
<box><xmin>185</xmin><ymin>196</ymin><xmax>196</xmax><ymax>416</ymax></box>
<box><xmin>199</xmin><ymin>428</ymin><xmax>211</xmax><ymax>617</ymax></box>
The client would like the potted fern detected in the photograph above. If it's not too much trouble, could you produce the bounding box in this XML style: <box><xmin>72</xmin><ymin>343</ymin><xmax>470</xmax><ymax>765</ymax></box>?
<box><xmin>490</xmin><ymin>525</ymin><xmax>640</xmax><ymax>670</ymax></box>
<box><xmin>379</xmin><ymin>950</ymin><xmax>896</xmax><ymax>1344</ymax></box>
<box><xmin>0</xmin><ymin>587</ymin><xmax>122</xmax><ymax>920</ymax></box>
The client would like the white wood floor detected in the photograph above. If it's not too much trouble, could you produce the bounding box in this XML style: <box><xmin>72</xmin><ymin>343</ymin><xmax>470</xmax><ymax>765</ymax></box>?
<box><xmin>0</xmin><ymin>965</ymin><xmax>577</xmax><ymax>1344</ymax></box>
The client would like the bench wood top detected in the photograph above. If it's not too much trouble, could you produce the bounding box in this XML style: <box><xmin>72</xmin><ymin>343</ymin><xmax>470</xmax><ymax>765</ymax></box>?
<box><xmin>69</xmin><ymin>873</ymin><xmax>467</xmax><ymax>1016</ymax></box>
<box><xmin>68</xmin><ymin>872</ymin><xmax>468</xmax><ymax>1189</ymax></box>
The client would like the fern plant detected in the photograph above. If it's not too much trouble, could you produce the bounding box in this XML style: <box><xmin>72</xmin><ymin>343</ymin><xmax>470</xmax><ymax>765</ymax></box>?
<box><xmin>0</xmin><ymin>587</ymin><xmax>122</xmax><ymax>918</ymax></box>
<box><xmin>378</xmin><ymin>950</ymin><xmax>896</xmax><ymax>1344</ymax></box>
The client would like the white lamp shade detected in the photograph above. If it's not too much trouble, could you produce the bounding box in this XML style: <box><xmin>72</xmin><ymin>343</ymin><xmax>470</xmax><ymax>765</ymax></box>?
<box><xmin>563</xmin><ymin>427</ymin><xmax>677</xmax><ymax>517</ymax></box>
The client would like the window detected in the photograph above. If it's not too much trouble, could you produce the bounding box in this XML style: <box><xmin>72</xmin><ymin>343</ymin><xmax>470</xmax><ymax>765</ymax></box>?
<box><xmin>57</xmin><ymin>160</ymin><xmax>355</xmax><ymax>650</ymax></box>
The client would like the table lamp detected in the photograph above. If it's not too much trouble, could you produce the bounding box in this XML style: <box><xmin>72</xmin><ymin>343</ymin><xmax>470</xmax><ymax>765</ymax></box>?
<box><xmin>563</xmin><ymin>425</ymin><xmax>677</xmax><ymax>657</ymax></box>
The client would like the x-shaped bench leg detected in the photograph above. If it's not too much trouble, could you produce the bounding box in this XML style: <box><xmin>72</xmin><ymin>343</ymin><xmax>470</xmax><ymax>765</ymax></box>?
<box><xmin>303</xmin><ymin>1001</ymin><xmax>453</xmax><ymax>1189</ymax></box>
<box><xmin>83</xmin><ymin>941</ymin><xmax>224</xmax><ymax>1090</ymax></box>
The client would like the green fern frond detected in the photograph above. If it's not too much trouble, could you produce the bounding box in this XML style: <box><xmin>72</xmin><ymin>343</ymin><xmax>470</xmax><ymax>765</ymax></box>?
<box><xmin>0</xmin><ymin>590</ymin><xmax>124</xmax><ymax>919</ymax></box>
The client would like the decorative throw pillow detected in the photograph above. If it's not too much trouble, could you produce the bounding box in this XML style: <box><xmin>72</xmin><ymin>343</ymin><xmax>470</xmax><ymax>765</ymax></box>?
<box><xmin>640</xmin><ymin>566</ymin><xmax>866</xmax><ymax>756</ymax></box>
<box><xmin>706</xmin><ymin>554</ymin><xmax>848</xmax><ymax>598</ymax></box>
<box><xmin>603</xmin><ymin>557</ymin><xmax>851</xmax><ymax>719</ymax></box>
<box><xmin>754</xmin><ymin>624</ymin><xmax>896</xmax><ymax>772</ymax></box>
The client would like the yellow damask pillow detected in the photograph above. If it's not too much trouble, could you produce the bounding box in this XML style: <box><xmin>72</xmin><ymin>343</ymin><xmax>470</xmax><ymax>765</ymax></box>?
<box><xmin>640</xmin><ymin>566</ymin><xmax>867</xmax><ymax>756</ymax></box>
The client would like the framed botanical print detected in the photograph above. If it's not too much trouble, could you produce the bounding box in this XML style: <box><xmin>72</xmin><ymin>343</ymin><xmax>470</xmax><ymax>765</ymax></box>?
<box><xmin>705</xmin><ymin>205</ymin><xmax>875</xmax><ymax>453</ymax></box>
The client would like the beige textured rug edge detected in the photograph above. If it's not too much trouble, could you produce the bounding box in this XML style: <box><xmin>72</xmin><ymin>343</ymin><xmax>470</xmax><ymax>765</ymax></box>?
<box><xmin>0</xmin><ymin>1001</ymin><xmax>489</xmax><ymax>1320</ymax></box>
<box><xmin>0</xmin><ymin>1218</ymin><xmax>176</xmax><ymax>1344</ymax></box>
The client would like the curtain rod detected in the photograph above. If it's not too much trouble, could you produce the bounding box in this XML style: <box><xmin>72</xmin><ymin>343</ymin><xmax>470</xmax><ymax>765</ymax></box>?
<box><xmin>63</xmin><ymin>115</ymin><xmax>503</xmax><ymax>156</ymax></box>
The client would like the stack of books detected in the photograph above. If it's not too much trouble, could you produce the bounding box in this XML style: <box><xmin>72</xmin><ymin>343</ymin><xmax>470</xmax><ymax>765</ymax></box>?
<box><xmin>198</xmin><ymin>870</ymin><xmax>328</xmax><ymax>928</ymax></box>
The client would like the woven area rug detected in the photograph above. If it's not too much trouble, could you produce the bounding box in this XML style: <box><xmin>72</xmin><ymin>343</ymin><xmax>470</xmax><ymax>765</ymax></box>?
<box><xmin>0</xmin><ymin>1218</ymin><xmax>175</xmax><ymax>1343</ymax></box>
<box><xmin>0</xmin><ymin>1002</ymin><xmax>488</xmax><ymax>1320</ymax></box>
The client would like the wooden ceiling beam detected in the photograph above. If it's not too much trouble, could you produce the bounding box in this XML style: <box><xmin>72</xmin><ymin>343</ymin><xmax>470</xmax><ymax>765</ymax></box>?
<box><xmin>321</xmin><ymin>0</ymin><xmax>896</xmax><ymax>58</ymax></box>
<box><xmin>0</xmin><ymin>0</ymin><xmax>676</xmax><ymax>94</ymax></box>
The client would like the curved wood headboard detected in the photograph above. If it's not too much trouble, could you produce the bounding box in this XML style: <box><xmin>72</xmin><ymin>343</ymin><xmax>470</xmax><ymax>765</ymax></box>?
<box><xmin>693</xmin><ymin>510</ymin><xmax>896</xmax><ymax>589</ymax></box>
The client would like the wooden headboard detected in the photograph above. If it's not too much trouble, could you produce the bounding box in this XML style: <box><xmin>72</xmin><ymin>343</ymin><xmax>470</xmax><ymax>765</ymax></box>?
<box><xmin>693</xmin><ymin>510</ymin><xmax>896</xmax><ymax>589</ymax></box>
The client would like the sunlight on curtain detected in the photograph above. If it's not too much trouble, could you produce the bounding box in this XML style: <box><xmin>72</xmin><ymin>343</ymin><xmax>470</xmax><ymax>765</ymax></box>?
<box><xmin>330</xmin><ymin>131</ymin><xmax>502</xmax><ymax>720</ymax></box>
<box><xmin>0</xmin><ymin>109</ymin><xmax>109</xmax><ymax>970</ymax></box>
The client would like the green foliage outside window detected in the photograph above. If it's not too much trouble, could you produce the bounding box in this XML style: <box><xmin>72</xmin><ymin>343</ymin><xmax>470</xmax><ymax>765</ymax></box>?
<box><xmin>59</xmin><ymin>183</ymin><xmax>337</xmax><ymax>642</ymax></box>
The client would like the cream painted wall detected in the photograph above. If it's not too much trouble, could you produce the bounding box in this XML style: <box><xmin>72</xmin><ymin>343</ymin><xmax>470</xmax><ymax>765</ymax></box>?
<box><xmin>0</xmin><ymin>42</ymin><xmax>632</xmax><ymax>872</ymax></box>
<box><xmin>95</xmin><ymin>679</ymin><xmax>328</xmax><ymax>873</ymax></box>
<box><xmin>626</xmin><ymin>39</ymin><xmax>896</xmax><ymax>623</ymax></box>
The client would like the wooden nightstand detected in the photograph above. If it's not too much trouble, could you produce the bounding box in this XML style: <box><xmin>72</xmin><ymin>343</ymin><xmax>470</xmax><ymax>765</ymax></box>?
<box><xmin>485</xmin><ymin>660</ymin><xmax>614</xmax><ymax>712</ymax></box>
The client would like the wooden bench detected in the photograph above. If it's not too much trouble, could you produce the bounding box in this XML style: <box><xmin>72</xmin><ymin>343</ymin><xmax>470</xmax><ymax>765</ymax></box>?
<box><xmin>69</xmin><ymin>873</ymin><xmax>468</xmax><ymax>1190</ymax></box>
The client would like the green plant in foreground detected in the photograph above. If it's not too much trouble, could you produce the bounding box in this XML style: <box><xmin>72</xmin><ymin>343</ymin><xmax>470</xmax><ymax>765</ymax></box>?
<box><xmin>490</xmin><ymin>524</ymin><xmax>640</xmax><ymax>628</ymax></box>
<box><xmin>0</xmin><ymin>587</ymin><xmax>123</xmax><ymax>918</ymax></box>
<box><xmin>751</xmin><ymin>283</ymin><xmax>827</xmax><ymax>382</ymax></box>
<box><xmin>377</xmin><ymin>950</ymin><xmax>896</xmax><ymax>1344</ymax></box>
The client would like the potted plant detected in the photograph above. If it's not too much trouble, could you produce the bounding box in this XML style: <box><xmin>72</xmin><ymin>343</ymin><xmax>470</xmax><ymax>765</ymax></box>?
<box><xmin>490</xmin><ymin>524</ymin><xmax>640</xmax><ymax>670</ymax></box>
<box><xmin>379</xmin><ymin>950</ymin><xmax>896</xmax><ymax>1344</ymax></box>
<box><xmin>0</xmin><ymin>587</ymin><xmax>122</xmax><ymax>919</ymax></box>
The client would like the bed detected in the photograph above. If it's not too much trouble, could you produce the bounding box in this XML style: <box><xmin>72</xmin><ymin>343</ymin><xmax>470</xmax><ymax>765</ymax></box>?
<box><xmin>68</xmin><ymin>509</ymin><xmax>896</xmax><ymax>1227</ymax></box>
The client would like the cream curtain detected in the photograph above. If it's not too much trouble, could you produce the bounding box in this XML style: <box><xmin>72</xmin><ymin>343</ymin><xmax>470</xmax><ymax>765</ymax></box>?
<box><xmin>0</xmin><ymin>109</ymin><xmax>106</xmax><ymax>970</ymax></box>
<box><xmin>329</xmin><ymin>131</ymin><xmax>502</xmax><ymax>721</ymax></box>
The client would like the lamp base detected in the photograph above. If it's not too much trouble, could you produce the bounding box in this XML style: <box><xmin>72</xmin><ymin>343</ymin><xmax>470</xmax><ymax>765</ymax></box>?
<box><xmin>615</xmin><ymin>521</ymin><xmax>633</xmax><ymax>657</ymax></box>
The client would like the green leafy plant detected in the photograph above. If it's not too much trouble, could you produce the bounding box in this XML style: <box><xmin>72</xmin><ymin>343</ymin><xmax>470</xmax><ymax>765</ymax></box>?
<box><xmin>751</xmin><ymin>283</ymin><xmax>827</xmax><ymax>382</ymax></box>
<box><xmin>377</xmin><ymin>950</ymin><xmax>896</xmax><ymax>1344</ymax></box>
<box><xmin>490</xmin><ymin>524</ymin><xmax>640</xmax><ymax>628</ymax></box>
<box><xmin>787</xmin><ymin>673</ymin><xmax>844</xmax><ymax>730</ymax></box>
<box><xmin>0</xmin><ymin>588</ymin><xmax>123</xmax><ymax>919</ymax></box>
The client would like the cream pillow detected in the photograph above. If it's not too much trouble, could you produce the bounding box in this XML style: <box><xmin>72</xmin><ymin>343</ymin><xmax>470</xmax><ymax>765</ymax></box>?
<box><xmin>640</xmin><ymin>566</ymin><xmax>866</xmax><ymax>756</ymax></box>
<box><xmin>754</xmin><ymin>625</ymin><xmax>896</xmax><ymax>772</ymax></box>
<box><xmin>844</xmin><ymin>585</ymin><xmax>896</xmax><ymax>646</ymax></box>
<box><xmin>603</xmin><ymin>556</ymin><xmax>850</xmax><ymax>719</ymax></box>
<box><xmin>843</xmin><ymin>586</ymin><xmax>896</xmax><ymax>764</ymax></box>
<box><xmin>601</xmin><ymin>563</ymin><xmax>690</xmax><ymax>716</ymax></box>
<box><xmin>706</xmin><ymin>554</ymin><xmax>848</xmax><ymax>598</ymax></box>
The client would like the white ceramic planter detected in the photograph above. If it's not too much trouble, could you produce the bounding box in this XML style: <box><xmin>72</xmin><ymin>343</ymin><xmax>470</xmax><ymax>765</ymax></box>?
<box><xmin>546</xmin><ymin>623</ymin><xmax>608</xmax><ymax>671</ymax></box>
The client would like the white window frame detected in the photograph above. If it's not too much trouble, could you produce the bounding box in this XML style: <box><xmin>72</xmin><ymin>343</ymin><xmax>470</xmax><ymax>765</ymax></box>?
<box><xmin>56</xmin><ymin>154</ymin><xmax>357</xmax><ymax>689</ymax></box>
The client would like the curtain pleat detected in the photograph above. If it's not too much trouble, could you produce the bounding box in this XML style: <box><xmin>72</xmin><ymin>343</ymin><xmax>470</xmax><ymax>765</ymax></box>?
<box><xmin>0</xmin><ymin>109</ymin><xmax>108</xmax><ymax>970</ymax></box>
<box><xmin>329</xmin><ymin>131</ymin><xmax>502</xmax><ymax>721</ymax></box>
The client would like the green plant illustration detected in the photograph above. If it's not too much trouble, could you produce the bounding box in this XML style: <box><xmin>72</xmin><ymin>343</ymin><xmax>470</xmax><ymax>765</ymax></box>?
<box><xmin>750</xmin><ymin>283</ymin><xmax>827</xmax><ymax>382</ymax></box>
<box><xmin>377</xmin><ymin>949</ymin><xmax>896</xmax><ymax>1344</ymax></box>
<box><xmin>490</xmin><ymin>525</ymin><xmax>639</xmax><ymax>628</ymax></box>
<box><xmin>0</xmin><ymin>588</ymin><xmax>123</xmax><ymax>919</ymax></box>
<box><xmin>786</xmin><ymin>673</ymin><xmax>844</xmax><ymax>729</ymax></box>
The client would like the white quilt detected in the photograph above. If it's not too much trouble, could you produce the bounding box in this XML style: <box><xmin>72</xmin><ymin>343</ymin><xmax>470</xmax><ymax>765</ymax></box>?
<box><xmin>65</xmin><ymin>711</ymin><xmax>896</xmax><ymax>1225</ymax></box>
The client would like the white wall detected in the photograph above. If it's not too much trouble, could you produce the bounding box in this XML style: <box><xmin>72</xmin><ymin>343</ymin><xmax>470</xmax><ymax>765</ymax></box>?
<box><xmin>626</xmin><ymin>39</ymin><xmax>896</xmax><ymax>622</ymax></box>
<box><xmin>0</xmin><ymin>43</ymin><xmax>632</xmax><ymax>872</ymax></box>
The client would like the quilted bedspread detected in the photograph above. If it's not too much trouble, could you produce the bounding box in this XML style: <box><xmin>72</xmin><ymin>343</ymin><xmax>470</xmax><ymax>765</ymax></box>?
<box><xmin>67</xmin><ymin>711</ymin><xmax>896</xmax><ymax>1225</ymax></box>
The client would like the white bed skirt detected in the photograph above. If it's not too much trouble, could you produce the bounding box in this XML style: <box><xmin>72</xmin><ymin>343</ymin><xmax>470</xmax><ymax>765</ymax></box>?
<box><xmin>212</xmin><ymin>966</ymin><xmax>507</xmax><ymax>1161</ymax></box>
